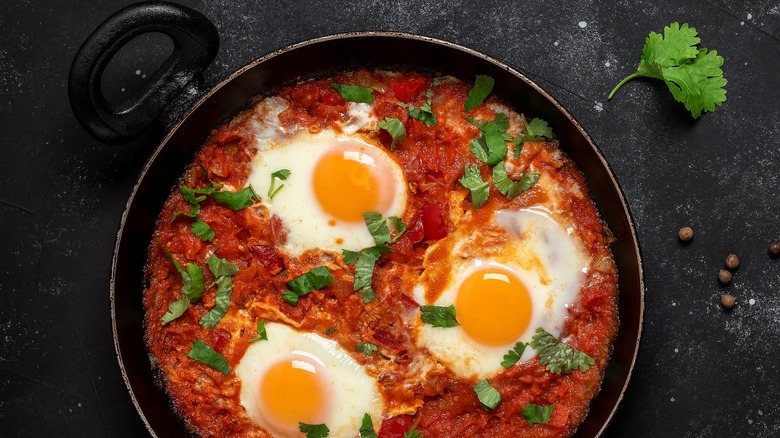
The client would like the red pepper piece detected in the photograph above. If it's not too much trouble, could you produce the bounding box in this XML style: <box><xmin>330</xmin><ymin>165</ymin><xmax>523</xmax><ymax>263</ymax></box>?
<box><xmin>251</xmin><ymin>245</ymin><xmax>285</xmax><ymax>275</ymax></box>
<box><xmin>422</xmin><ymin>203</ymin><xmax>447</xmax><ymax>240</ymax></box>
<box><xmin>393</xmin><ymin>78</ymin><xmax>427</xmax><ymax>102</ymax></box>
<box><xmin>378</xmin><ymin>414</ymin><xmax>413</xmax><ymax>438</ymax></box>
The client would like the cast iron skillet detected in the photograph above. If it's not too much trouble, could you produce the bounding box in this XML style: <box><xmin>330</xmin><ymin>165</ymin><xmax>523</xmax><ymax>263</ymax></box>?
<box><xmin>69</xmin><ymin>2</ymin><xmax>644</xmax><ymax>436</ymax></box>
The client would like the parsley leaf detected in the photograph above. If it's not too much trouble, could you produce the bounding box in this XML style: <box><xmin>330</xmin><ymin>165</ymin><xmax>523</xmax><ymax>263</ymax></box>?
<box><xmin>199</xmin><ymin>275</ymin><xmax>233</xmax><ymax>329</ymax></box>
<box><xmin>520</xmin><ymin>403</ymin><xmax>555</xmax><ymax>425</ymax></box>
<box><xmin>377</xmin><ymin>117</ymin><xmax>407</xmax><ymax>150</ymax></box>
<box><xmin>161</xmin><ymin>296</ymin><xmax>190</xmax><ymax>325</ymax></box>
<box><xmin>268</xmin><ymin>169</ymin><xmax>291</xmax><ymax>199</ymax></box>
<box><xmin>356</xmin><ymin>342</ymin><xmax>378</xmax><ymax>357</ymax></box>
<box><xmin>191</xmin><ymin>218</ymin><xmax>215</xmax><ymax>242</ymax></box>
<box><xmin>206</xmin><ymin>254</ymin><xmax>240</xmax><ymax>277</ymax></box>
<box><xmin>283</xmin><ymin>266</ymin><xmax>334</xmax><ymax>305</ymax></box>
<box><xmin>530</xmin><ymin>328</ymin><xmax>595</xmax><ymax>374</ymax></box>
<box><xmin>473</xmin><ymin>379</ymin><xmax>502</xmax><ymax>411</ymax></box>
<box><xmin>248</xmin><ymin>320</ymin><xmax>267</xmax><ymax>343</ymax></box>
<box><xmin>187</xmin><ymin>339</ymin><xmax>230</xmax><ymax>374</ymax></box>
<box><xmin>609</xmin><ymin>22</ymin><xmax>727</xmax><ymax>118</ymax></box>
<box><xmin>501</xmin><ymin>341</ymin><xmax>527</xmax><ymax>368</ymax></box>
<box><xmin>343</xmin><ymin>245</ymin><xmax>390</xmax><ymax>304</ymax></box>
<box><xmin>330</xmin><ymin>83</ymin><xmax>374</xmax><ymax>104</ymax></box>
<box><xmin>404</xmin><ymin>430</ymin><xmax>423</xmax><ymax>438</ymax></box>
<box><xmin>458</xmin><ymin>164</ymin><xmax>490</xmax><ymax>209</ymax></box>
<box><xmin>299</xmin><ymin>422</ymin><xmax>330</xmax><ymax>438</ymax></box>
<box><xmin>492</xmin><ymin>163</ymin><xmax>540</xmax><ymax>199</ymax></box>
<box><xmin>420</xmin><ymin>304</ymin><xmax>459</xmax><ymax>328</ymax></box>
<box><xmin>524</xmin><ymin>116</ymin><xmax>553</xmax><ymax>139</ymax></box>
<box><xmin>464</xmin><ymin>74</ymin><xmax>495</xmax><ymax>111</ymax></box>
<box><xmin>398</xmin><ymin>90</ymin><xmax>436</xmax><ymax>126</ymax></box>
<box><xmin>325</xmin><ymin>326</ymin><xmax>337</xmax><ymax>335</ymax></box>
<box><xmin>359</xmin><ymin>413</ymin><xmax>377</xmax><ymax>438</ymax></box>
<box><xmin>161</xmin><ymin>255</ymin><xmax>204</xmax><ymax>325</ymax></box>
<box><xmin>363</xmin><ymin>212</ymin><xmax>405</xmax><ymax>244</ymax></box>
<box><xmin>209</xmin><ymin>186</ymin><xmax>260</xmax><ymax>210</ymax></box>
<box><xmin>469</xmin><ymin>114</ymin><xmax>509</xmax><ymax>166</ymax></box>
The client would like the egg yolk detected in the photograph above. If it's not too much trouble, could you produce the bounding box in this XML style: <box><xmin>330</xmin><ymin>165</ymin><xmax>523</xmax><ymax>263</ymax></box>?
<box><xmin>259</xmin><ymin>352</ymin><xmax>330</xmax><ymax>433</ymax></box>
<box><xmin>312</xmin><ymin>143</ymin><xmax>393</xmax><ymax>222</ymax></box>
<box><xmin>455</xmin><ymin>266</ymin><xmax>532</xmax><ymax>346</ymax></box>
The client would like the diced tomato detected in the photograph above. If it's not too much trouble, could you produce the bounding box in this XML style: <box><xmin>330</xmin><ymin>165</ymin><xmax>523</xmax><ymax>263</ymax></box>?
<box><xmin>210</xmin><ymin>329</ymin><xmax>230</xmax><ymax>352</ymax></box>
<box><xmin>399</xmin><ymin>292</ymin><xmax>420</xmax><ymax>310</ymax></box>
<box><xmin>372</xmin><ymin>327</ymin><xmax>401</xmax><ymax>349</ymax></box>
<box><xmin>213</xmin><ymin>129</ymin><xmax>241</xmax><ymax>145</ymax></box>
<box><xmin>393</xmin><ymin>78</ymin><xmax>427</xmax><ymax>102</ymax></box>
<box><xmin>251</xmin><ymin>245</ymin><xmax>285</xmax><ymax>275</ymax></box>
<box><xmin>404</xmin><ymin>217</ymin><xmax>425</xmax><ymax>244</ymax></box>
<box><xmin>422</xmin><ymin>204</ymin><xmax>447</xmax><ymax>240</ymax></box>
<box><xmin>378</xmin><ymin>414</ymin><xmax>412</xmax><ymax>438</ymax></box>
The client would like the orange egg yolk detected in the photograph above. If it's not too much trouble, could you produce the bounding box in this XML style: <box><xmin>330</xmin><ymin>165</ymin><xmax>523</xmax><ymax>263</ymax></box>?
<box><xmin>312</xmin><ymin>144</ymin><xmax>393</xmax><ymax>222</ymax></box>
<box><xmin>259</xmin><ymin>353</ymin><xmax>329</xmax><ymax>433</ymax></box>
<box><xmin>455</xmin><ymin>266</ymin><xmax>532</xmax><ymax>346</ymax></box>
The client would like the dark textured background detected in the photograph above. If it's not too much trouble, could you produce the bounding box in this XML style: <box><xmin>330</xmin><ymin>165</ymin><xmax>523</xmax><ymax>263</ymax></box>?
<box><xmin>2</xmin><ymin>0</ymin><xmax>780</xmax><ymax>436</ymax></box>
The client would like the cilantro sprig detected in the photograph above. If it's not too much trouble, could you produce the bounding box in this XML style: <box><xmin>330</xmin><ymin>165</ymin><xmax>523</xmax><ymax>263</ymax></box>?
<box><xmin>268</xmin><ymin>169</ymin><xmax>290</xmax><ymax>199</ymax></box>
<box><xmin>419</xmin><ymin>304</ymin><xmax>459</xmax><ymax>328</ymax></box>
<box><xmin>356</xmin><ymin>342</ymin><xmax>378</xmax><ymax>357</ymax></box>
<box><xmin>377</xmin><ymin>117</ymin><xmax>407</xmax><ymax>150</ymax></box>
<box><xmin>330</xmin><ymin>83</ymin><xmax>374</xmax><ymax>104</ymax></box>
<box><xmin>359</xmin><ymin>413</ymin><xmax>377</xmax><ymax>438</ymax></box>
<box><xmin>398</xmin><ymin>90</ymin><xmax>437</xmax><ymax>126</ymax></box>
<box><xmin>299</xmin><ymin>422</ymin><xmax>330</xmax><ymax>438</ymax></box>
<box><xmin>458</xmin><ymin>164</ymin><xmax>490</xmax><ymax>209</ymax></box>
<box><xmin>530</xmin><ymin>328</ymin><xmax>595</xmax><ymax>374</ymax></box>
<box><xmin>500</xmin><ymin>341</ymin><xmax>527</xmax><ymax>368</ymax></box>
<box><xmin>464</xmin><ymin>74</ymin><xmax>495</xmax><ymax>111</ymax></box>
<box><xmin>609</xmin><ymin>22</ymin><xmax>727</xmax><ymax>118</ymax></box>
<box><xmin>248</xmin><ymin>320</ymin><xmax>267</xmax><ymax>343</ymax></box>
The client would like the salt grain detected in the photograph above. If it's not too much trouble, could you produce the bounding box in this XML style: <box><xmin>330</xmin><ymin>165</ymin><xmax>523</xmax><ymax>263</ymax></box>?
<box><xmin>749</xmin><ymin>298</ymin><xmax>756</xmax><ymax>305</ymax></box>
<box><xmin>578</xmin><ymin>21</ymin><xmax>587</xmax><ymax>28</ymax></box>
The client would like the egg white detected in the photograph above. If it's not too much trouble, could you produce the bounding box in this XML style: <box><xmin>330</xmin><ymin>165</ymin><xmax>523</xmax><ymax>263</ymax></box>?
<box><xmin>235</xmin><ymin>322</ymin><xmax>383</xmax><ymax>437</ymax></box>
<box><xmin>413</xmin><ymin>206</ymin><xmax>589</xmax><ymax>379</ymax></box>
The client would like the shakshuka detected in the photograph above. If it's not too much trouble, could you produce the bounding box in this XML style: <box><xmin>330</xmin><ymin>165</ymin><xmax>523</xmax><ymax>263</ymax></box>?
<box><xmin>143</xmin><ymin>69</ymin><xmax>619</xmax><ymax>438</ymax></box>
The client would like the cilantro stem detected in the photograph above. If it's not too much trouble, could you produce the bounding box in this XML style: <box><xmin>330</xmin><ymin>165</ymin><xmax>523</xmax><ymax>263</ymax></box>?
<box><xmin>608</xmin><ymin>73</ymin><xmax>640</xmax><ymax>100</ymax></box>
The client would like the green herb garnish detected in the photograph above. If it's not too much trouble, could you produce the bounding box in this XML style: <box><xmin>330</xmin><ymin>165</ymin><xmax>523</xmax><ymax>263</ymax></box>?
<box><xmin>473</xmin><ymin>379</ymin><xmax>502</xmax><ymax>410</ymax></box>
<box><xmin>530</xmin><ymin>327</ymin><xmax>595</xmax><ymax>374</ymax></box>
<box><xmin>500</xmin><ymin>341</ymin><xmax>527</xmax><ymax>368</ymax></box>
<box><xmin>458</xmin><ymin>164</ymin><xmax>490</xmax><ymax>209</ymax></box>
<box><xmin>492</xmin><ymin>163</ymin><xmax>539</xmax><ymax>200</ymax></box>
<box><xmin>608</xmin><ymin>22</ymin><xmax>727</xmax><ymax>118</ymax></box>
<box><xmin>187</xmin><ymin>339</ymin><xmax>230</xmax><ymax>374</ymax></box>
<box><xmin>248</xmin><ymin>320</ymin><xmax>267</xmax><ymax>343</ymax></box>
<box><xmin>199</xmin><ymin>254</ymin><xmax>240</xmax><ymax>329</ymax></box>
<box><xmin>161</xmin><ymin>249</ymin><xmax>205</xmax><ymax>325</ymax></box>
<box><xmin>359</xmin><ymin>413</ymin><xmax>377</xmax><ymax>438</ymax></box>
<box><xmin>343</xmin><ymin>244</ymin><xmax>391</xmax><ymax>304</ymax></box>
<box><xmin>356</xmin><ymin>342</ymin><xmax>378</xmax><ymax>357</ymax></box>
<box><xmin>404</xmin><ymin>430</ymin><xmax>423</xmax><ymax>438</ymax></box>
<box><xmin>191</xmin><ymin>218</ymin><xmax>215</xmax><ymax>242</ymax></box>
<box><xmin>325</xmin><ymin>326</ymin><xmax>337</xmax><ymax>335</ymax></box>
<box><xmin>377</xmin><ymin>117</ymin><xmax>406</xmax><ymax>150</ymax></box>
<box><xmin>363</xmin><ymin>211</ymin><xmax>406</xmax><ymax>245</ymax></box>
<box><xmin>299</xmin><ymin>422</ymin><xmax>330</xmax><ymax>438</ymax></box>
<box><xmin>268</xmin><ymin>169</ymin><xmax>291</xmax><ymax>199</ymax></box>
<box><xmin>282</xmin><ymin>266</ymin><xmax>334</xmax><ymax>305</ymax></box>
<box><xmin>520</xmin><ymin>403</ymin><xmax>555</xmax><ymax>425</ymax></box>
<box><xmin>464</xmin><ymin>74</ymin><xmax>495</xmax><ymax>111</ymax></box>
<box><xmin>420</xmin><ymin>304</ymin><xmax>459</xmax><ymax>328</ymax></box>
<box><xmin>209</xmin><ymin>185</ymin><xmax>260</xmax><ymax>210</ymax></box>
<box><xmin>330</xmin><ymin>83</ymin><xmax>375</xmax><ymax>104</ymax></box>
<box><xmin>398</xmin><ymin>90</ymin><xmax>436</xmax><ymax>126</ymax></box>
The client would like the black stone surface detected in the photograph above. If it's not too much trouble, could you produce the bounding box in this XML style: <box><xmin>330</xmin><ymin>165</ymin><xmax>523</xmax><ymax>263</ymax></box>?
<box><xmin>2</xmin><ymin>0</ymin><xmax>779</xmax><ymax>436</ymax></box>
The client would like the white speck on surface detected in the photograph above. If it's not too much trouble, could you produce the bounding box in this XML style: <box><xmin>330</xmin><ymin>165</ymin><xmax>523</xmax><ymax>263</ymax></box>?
<box><xmin>121</xmin><ymin>88</ymin><xmax>125</xmax><ymax>92</ymax></box>
<box><xmin>578</xmin><ymin>21</ymin><xmax>587</xmax><ymax>28</ymax></box>
<box><xmin>554</xmin><ymin>41</ymin><xmax>559</xmax><ymax>46</ymax></box>
<box><xmin>674</xmin><ymin>348</ymin><xmax>679</xmax><ymax>353</ymax></box>
<box><xmin>747</xmin><ymin>13</ymin><xmax>752</xmax><ymax>19</ymax></box>
<box><xmin>759</xmin><ymin>410</ymin><xmax>763</xmax><ymax>415</ymax></box>
<box><xmin>671</xmin><ymin>397</ymin><xmax>675</xmax><ymax>402</ymax></box>
<box><xmin>672</xmin><ymin>302</ymin><xmax>677</xmax><ymax>306</ymax></box>
<box><xmin>78</xmin><ymin>403</ymin><xmax>82</xmax><ymax>408</ymax></box>
<box><xmin>604</xmin><ymin>61</ymin><xmax>611</xmax><ymax>67</ymax></box>
<box><xmin>135</xmin><ymin>69</ymin><xmax>141</xmax><ymax>75</ymax></box>
<box><xmin>748</xmin><ymin>419</ymin><xmax>753</xmax><ymax>425</ymax></box>
<box><xmin>749</xmin><ymin>298</ymin><xmax>756</xmax><ymax>305</ymax></box>
<box><xmin>741</xmin><ymin>21</ymin><xmax>745</xmax><ymax>25</ymax></box>
<box><xmin>594</xmin><ymin>102</ymin><xmax>603</xmax><ymax>112</ymax></box>
<box><xmin>142</xmin><ymin>74</ymin><xmax>146</xmax><ymax>79</ymax></box>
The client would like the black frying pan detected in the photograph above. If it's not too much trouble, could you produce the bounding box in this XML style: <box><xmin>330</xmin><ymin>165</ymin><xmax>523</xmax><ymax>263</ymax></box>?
<box><xmin>68</xmin><ymin>2</ymin><xmax>644</xmax><ymax>436</ymax></box>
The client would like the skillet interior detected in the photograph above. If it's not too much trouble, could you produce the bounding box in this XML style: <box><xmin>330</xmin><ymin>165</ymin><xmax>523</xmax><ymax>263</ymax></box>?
<box><xmin>111</xmin><ymin>32</ymin><xmax>644</xmax><ymax>437</ymax></box>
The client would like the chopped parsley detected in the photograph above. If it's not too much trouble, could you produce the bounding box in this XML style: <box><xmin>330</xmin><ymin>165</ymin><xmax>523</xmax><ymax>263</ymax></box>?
<box><xmin>608</xmin><ymin>22</ymin><xmax>727</xmax><ymax>118</ymax></box>
<box><xmin>282</xmin><ymin>266</ymin><xmax>334</xmax><ymax>305</ymax></box>
<box><xmin>492</xmin><ymin>163</ymin><xmax>540</xmax><ymax>200</ymax></box>
<box><xmin>458</xmin><ymin>164</ymin><xmax>490</xmax><ymax>209</ymax></box>
<box><xmin>209</xmin><ymin>185</ymin><xmax>260</xmax><ymax>210</ymax></box>
<box><xmin>469</xmin><ymin>113</ymin><xmax>510</xmax><ymax>166</ymax></box>
<box><xmin>330</xmin><ymin>83</ymin><xmax>375</xmax><ymax>104</ymax></box>
<box><xmin>520</xmin><ymin>403</ymin><xmax>555</xmax><ymax>425</ymax></box>
<box><xmin>161</xmin><ymin>248</ymin><xmax>205</xmax><ymax>325</ymax></box>
<box><xmin>268</xmin><ymin>169</ymin><xmax>291</xmax><ymax>199</ymax></box>
<box><xmin>464</xmin><ymin>74</ymin><xmax>495</xmax><ymax>111</ymax></box>
<box><xmin>359</xmin><ymin>413</ymin><xmax>377</xmax><ymax>438</ymax></box>
<box><xmin>363</xmin><ymin>211</ymin><xmax>406</xmax><ymax>244</ymax></box>
<box><xmin>187</xmin><ymin>339</ymin><xmax>230</xmax><ymax>374</ymax></box>
<box><xmin>325</xmin><ymin>326</ymin><xmax>337</xmax><ymax>335</ymax></box>
<box><xmin>500</xmin><ymin>341</ymin><xmax>527</xmax><ymax>368</ymax></box>
<box><xmin>530</xmin><ymin>327</ymin><xmax>595</xmax><ymax>374</ymax></box>
<box><xmin>299</xmin><ymin>422</ymin><xmax>330</xmax><ymax>438</ymax></box>
<box><xmin>191</xmin><ymin>218</ymin><xmax>214</xmax><ymax>242</ymax></box>
<box><xmin>398</xmin><ymin>90</ymin><xmax>436</xmax><ymax>126</ymax></box>
<box><xmin>473</xmin><ymin>379</ymin><xmax>502</xmax><ymax>411</ymax></box>
<box><xmin>248</xmin><ymin>320</ymin><xmax>267</xmax><ymax>343</ymax></box>
<box><xmin>419</xmin><ymin>304</ymin><xmax>459</xmax><ymax>328</ymax></box>
<box><xmin>343</xmin><ymin>244</ymin><xmax>391</xmax><ymax>303</ymax></box>
<box><xmin>199</xmin><ymin>254</ymin><xmax>240</xmax><ymax>329</ymax></box>
<box><xmin>377</xmin><ymin>117</ymin><xmax>406</xmax><ymax>150</ymax></box>
<box><xmin>356</xmin><ymin>342</ymin><xmax>378</xmax><ymax>357</ymax></box>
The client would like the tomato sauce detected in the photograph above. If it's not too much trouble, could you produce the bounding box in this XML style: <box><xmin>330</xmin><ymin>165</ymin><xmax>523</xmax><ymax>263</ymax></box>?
<box><xmin>144</xmin><ymin>70</ymin><xmax>618</xmax><ymax>438</ymax></box>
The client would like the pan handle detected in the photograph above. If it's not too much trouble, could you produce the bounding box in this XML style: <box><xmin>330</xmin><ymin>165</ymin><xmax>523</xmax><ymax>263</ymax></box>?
<box><xmin>68</xmin><ymin>1</ymin><xmax>219</xmax><ymax>144</ymax></box>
